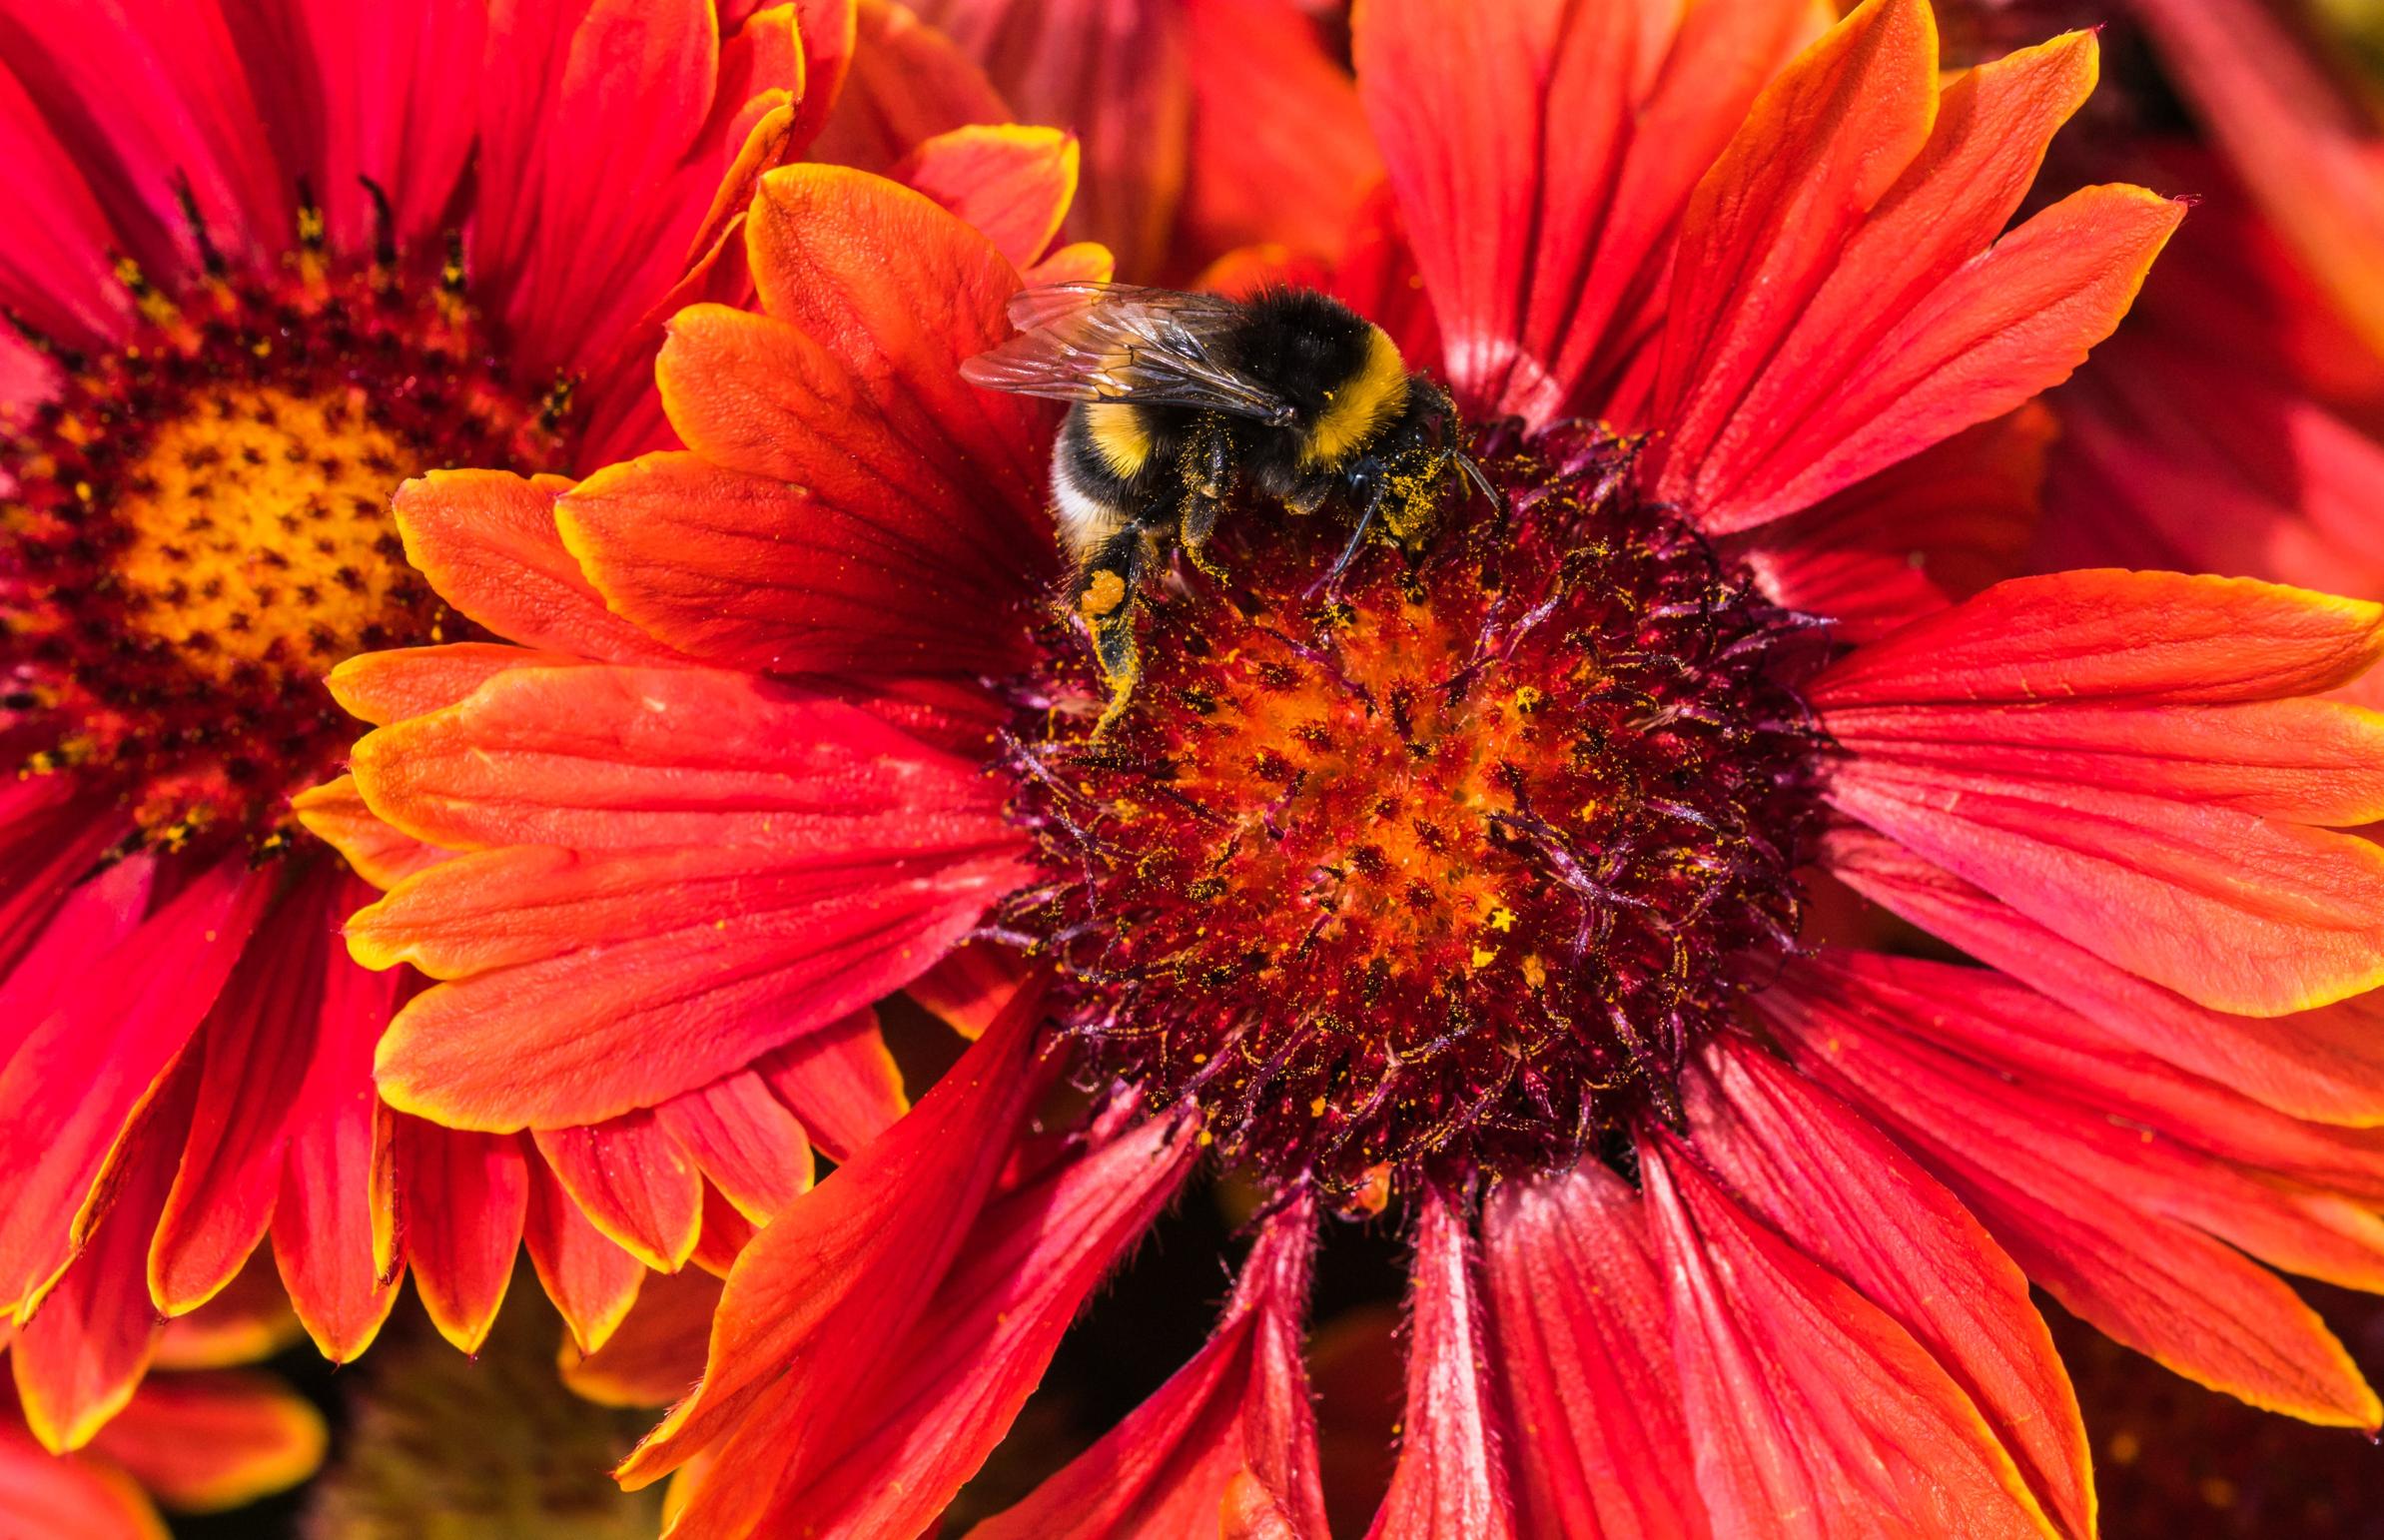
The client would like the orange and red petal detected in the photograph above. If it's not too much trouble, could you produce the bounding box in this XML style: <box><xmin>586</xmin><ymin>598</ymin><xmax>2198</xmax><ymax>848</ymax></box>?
<box><xmin>1367</xmin><ymin>1187</ymin><xmax>1515</xmax><ymax>1539</ymax></box>
<box><xmin>750</xmin><ymin>1010</ymin><xmax>907</xmax><ymax>1162</ymax></box>
<box><xmin>1640</xmin><ymin>1127</ymin><xmax>2058</xmax><ymax>1537</ymax></box>
<box><xmin>1481</xmin><ymin>1161</ymin><xmax>1705</xmax><ymax>1540</ymax></box>
<box><xmin>268</xmin><ymin>1006</ymin><xmax>400</xmax><ymax>1365</ymax></box>
<box><xmin>1356</xmin><ymin>0</ymin><xmax>1820</xmax><ymax>423</ymax></box>
<box><xmin>678</xmin><ymin>1110</ymin><xmax>1197</xmax><ymax>1535</ymax></box>
<box><xmin>393</xmin><ymin>1119</ymin><xmax>527</xmax><ymax>1354</ymax></box>
<box><xmin>1764</xmin><ymin>955</ymin><xmax>2384</xmax><ymax>1429</ymax></box>
<box><xmin>534</xmin><ymin>1113</ymin><xmax>706</xmax><ymax>1275</ymax></box>
<box><xmin>618</xmin><ymin>988</ymin><xmax>1050</xmax><ymax>1487</ymax></box>
<box><xmin>561</xmin><ymin>1264</ymin><xmax>720</xmax><ymax>1410</ymax></box>
<box><xmin>524</xmin><ymin>1155</ymin><xmax>646</xmax><ymax>1356</ymax></box>
<box><xmin>806</xmin><ymin>0</ymin><xmax>1008</xmax><ymax>172</ymax></box>
<box><xmin>890</xmin><ymin>124</ymin><xmax>1079</xmax><ymax>272</ymax></box>
<box><xmin>288</xmin><ymin>778</ymin><xmax>453</xmax><ymax>893</ymax></box>
<box><xmin>391</xmin><ymin>471</ymin><xmax>691</xmax><ymax>668</ymax></box>
<box><xmin>0</xmin><ymin>1421</ymin><xmax>164</xmax><ymax>1540</ymax></box>
<box><xmin>1687</xmin><ymin>1038</ymin><xmax>2093</xmax><ymax>1537</ymax></box>
<box><xmin>653</xmin><ymin>1073</ymin><xmax>814</xmax><ymax>1226</ymax></box>
<box><xmin>968</xmin><ymin>1199</ymin><xmax>1327</xmax><ymax>1540</ymax></box>
<box><xmin>87</xmin><ymin>1368</ymin><xmax>326</xmax><ymax>1514</ymax></box>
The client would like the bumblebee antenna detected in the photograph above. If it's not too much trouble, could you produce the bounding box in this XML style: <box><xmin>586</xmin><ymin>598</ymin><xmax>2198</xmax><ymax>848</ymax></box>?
<box><xmin>1454</xmin><ymin>449</ymin><xmax>1501</xmax><ymax>511</ymax></box>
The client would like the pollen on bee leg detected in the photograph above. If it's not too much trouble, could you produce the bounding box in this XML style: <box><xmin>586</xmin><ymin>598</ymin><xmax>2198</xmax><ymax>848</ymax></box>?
<box><xmin>1078</xmin><ymin>569</ymin><xmax>1129</xmax><ymax>618</ymax></box>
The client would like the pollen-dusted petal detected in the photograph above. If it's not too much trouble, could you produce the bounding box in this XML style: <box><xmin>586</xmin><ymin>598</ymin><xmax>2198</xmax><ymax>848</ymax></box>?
<box><xmin>522</xmin><ymin>1155</ymin><xmax>645</xmax><ymax>1356</ymax></box>
<box><xmin>1764</xmin><ymin>957</ymin><xmax>2384</xmax><ymax>1429</ymax></box>
<box><xmin>0</xmin><ymin>860</ymin><xmax>268</xmax><ymax>1315</ymax></box>
<box><xmin>890</xmin><ymin>125</ymin><xmax>1079</xmax><ymax>271</ymax></box>
<box><xmin>751</xmin><ymin>1010</ymin><xmax>907</xmax><ymax>1162</ymax></box>
<box><xmin>87</xmin><ymin>1368</ymin><xmax>328</xmax><ymax>1514</ymax></box>
<box><xmin>967</xmin><ymin>1200</ymin><xmax>1327</xmax><ymax>1540</ymax></box>
<box><xmin>1367</xmin><ymin>1188</ymin><xmax>1516</xmax><ymax>1539</ymax></box>
<box><xmin>1639</xmin><ymin>1130</ymin><xmax>2058</xmax><ymax>1539</ymax></box>
<box><xmin>1688</xmin><ymin>1038</ymin><xmax>2093</xmax><ymax>1539</ymax></box>
<box><xmin>289</xmin><ymin>778</ymin><xmax>452</xmax><ymax>893</ymax></box>
<box><xmin>654</xmin><ymin>1072</ymin><xmax>813</xmax><ymax>1225</ymax></box>
<box><xmin>1649</xmin><ymin>0</ymin><xmax>1940</xmax><ymax>487</ymax></box>
<box><xmin>0</xmin><ymin>1421</ymin><xmax>165</xmax><ymax>1540</ymax></box>
<box><xmin>390</xmin><ymin>470</ymin><xmax>689</xmax><ymax>666</ymax></box>
<box><xmin>616</xmin><ymin>989</ymin><xmax>1047</xmax><ymax>1489</ymax></box>
<box><xmin>348</xmin><ymin>662</ymin><xmax>1018</xmax><ymax>855</ymax></box>
<box><xmin>1355</xmin><ymin>0</ymin><xmax>1820</xmax><ymax>423</ymax></box>
<box><xmin>1826</xmin><ymin>826</ymin><xmax>2384</xmax><ymax>1128</ymax></box>
<box><xmin>394</xmin><ymin>1119</ymin><xmax>526</xmax><ymax>1355</ymax></box>
<box><xmin>1811</xmin><ymin>570</ymin><xmax>2384</xmax><ymax>708</ymax></box>
<box><xmin>150</xmin><ymin>871</ymin><xmax>396</xmax><ymax>1318</ymax></box>
<box><xmin>533</xmin><ymin>1112</ymin><xmax>704</xmax><ymax>1275</ymax></box>
<box><xmin>676</xmin><ymin>1111</ymin><xmax>1199</xmax><ymax>1536</ymax></box>
<box><xmin>1825</xmin><ymin>698</ymin><xmax>2384</xmax><ymax>825</ymax></box>
<box><xmin>362</xmin><ymin>842</ymin><xmax>1023</xmax><ymax>1132</ymax></box>
<box><xmin>1827</xmin><ymin>758</ymin><xmax>2384</xmax><ymax>1017</ymax></box>
<box><xmin>1481</xmin><ymin>1161</ymin><xmax>1706</xmax><ymax>1540</ymax></box>
<box><xmin>1734</xmin><ymin>407</ymin><xmax>2051</xmax><ymax>643</ymax></box>
<box><xmin>13</xmin><ymin>1077</ymin><xmax>182</xmax><ymax>1454</ymax></box>
<box><xmin>559</xmin><ymin>1265</ymin><xmax>720</xmax><ymax>1409</ymax></box>
<box><xmin>808</xmin><ymin>0</ymin><xmax>1009</xmax><ymax>170</ymax></box>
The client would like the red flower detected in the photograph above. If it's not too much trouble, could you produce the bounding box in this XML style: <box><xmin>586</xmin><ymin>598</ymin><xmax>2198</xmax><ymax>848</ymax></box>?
<box><xmin>0</xmin><ymin>0</ymin><xmax>874</xmax><ymax>1447</ymax></box>
<box><xmin>337</xmin><ymin>0</ymin><xmax>2384</xmax><ymax>1531</ymax></box>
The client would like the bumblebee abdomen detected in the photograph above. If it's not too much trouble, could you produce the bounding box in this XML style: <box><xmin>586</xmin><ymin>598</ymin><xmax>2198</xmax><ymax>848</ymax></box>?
<box><xmin>1083</xmin><ymin>401</ymin><xmax>1155</xmax><ymax>475</ymax></box>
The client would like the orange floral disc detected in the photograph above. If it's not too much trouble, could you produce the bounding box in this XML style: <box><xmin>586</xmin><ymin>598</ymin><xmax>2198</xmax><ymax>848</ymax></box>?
<box><xmin>1002</xmin><ymin>424</ymin><xmax>1830</xmax><ymax>1196</ymax></box>
<box><xmin>2</xmin><ymin>222</ymin><xmax>561</xmax><ymax>853</ymax></box>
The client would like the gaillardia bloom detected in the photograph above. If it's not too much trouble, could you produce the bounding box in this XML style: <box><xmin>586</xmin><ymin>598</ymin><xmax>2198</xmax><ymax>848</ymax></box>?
<box><xmin>338</xmin><ymin>0</ymin><xmax>2384</xmax><ymax>1532</ymax></box>
<box><xmin>0</xmin><ymin>0</ymin><xmax>865</xmax><ymax>1447</ymax></box>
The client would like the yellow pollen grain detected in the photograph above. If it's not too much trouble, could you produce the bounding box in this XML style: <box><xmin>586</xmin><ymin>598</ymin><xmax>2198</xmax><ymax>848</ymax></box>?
<box><xmin>1471</xmin><ymin>946</ymin><xmax>1496</xmax><ymax>968</ymax></box>
<box><xmin>1522</xmin><ymin>954</ymin><xmax>1547</xmax><ymax>989</ymax></box>
<box><xmin>1309</xmin><ymin>1097</ymin><xmax>1326</xmax><ymax>1117</ymax></box>
<box><xmin>1486</xmin><ymin>904</ymin><xmax>1515</xmax><ymax>932</ymax></box>
<box><xmin>111</xmin><ymin>385</ymin><xmax>418</xmax><ymax>683</ymax></box>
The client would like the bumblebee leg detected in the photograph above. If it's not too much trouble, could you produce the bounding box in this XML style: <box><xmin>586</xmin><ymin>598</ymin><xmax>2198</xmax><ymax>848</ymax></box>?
<box><xmin>1072</xmin><ymin>524</ymin><xmax>1148</xmax><ymax>735</ymax></box>
<box><xmin>1312</xmin><ymin>455</ymin><xmax>1388</xmax><ymax>597</ymax></box>
<box><xmin>1181</xmin><ymin>492</ymin><xmax>1226</xmax><ymax>579</ymax></box>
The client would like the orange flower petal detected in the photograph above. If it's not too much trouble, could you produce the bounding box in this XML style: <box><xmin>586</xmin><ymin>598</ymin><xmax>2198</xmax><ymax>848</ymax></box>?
<box><xmin>653</xmin><ymin>1072</ymin><xmax>814</xmax><ymax>1225</ymax></box>
<box><xmin>289</xmin><ymin>777</ymin><xmax>452</xmax><ymax>893</ymax></box>
<box><xmin>523</xmin><ymin>1155</ymin><xmax>645</xmax><ymax>1356</ymax></box>
<box><xmin>559</xmin><ymin>1265</ymin><xmax>721</xmax><ymax>1409</ymax></box>
<box><xmin>809</xmin><ymin>0</ymin><xmax>1008</xmax><ymax>172</ymax></box>
<box><xmin>269</xmin><ymin>1018</ymin><xmax>400</xmax><ymax>1364</ymax></box>
<box><xmin>88</xmin><ymin>1369</ymin><xmax>327</xmax><ymax>1514</ymax></box>
<box><xmin>534</xmin><ymin>1112</ymin><xmax>704</xmax><ymax>1275</ymax></box>
<box><xmin>751</xmin><ymin>1010</ymin><xmax>908</xmax><ymax>1162</ymax></box>
<box><xmin>0</xmin><ymin>1423</ymin><xmax>164</xmax><ymax>1540</ymax></box>
<box><xmin>394</xmin><ymin>1120</ymin><xmax>528</xmax><ymax>1354</ymax></box>
<box><xmin>890</xmin><ymin>124</ymin><xmax>1079</xmax><ymax>271</ymax></box>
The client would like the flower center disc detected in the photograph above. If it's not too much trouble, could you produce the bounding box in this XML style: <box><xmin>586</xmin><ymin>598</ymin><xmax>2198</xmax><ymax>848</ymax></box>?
<box><xmin>3</xmin><ymin>244</ymin><xmax>559</xmax><ymax>852</ymax></box>
<box><xmin>1005</xmin><ymin>425</ymin><xmax>1830</xmax><ymax>1199</ymax></box>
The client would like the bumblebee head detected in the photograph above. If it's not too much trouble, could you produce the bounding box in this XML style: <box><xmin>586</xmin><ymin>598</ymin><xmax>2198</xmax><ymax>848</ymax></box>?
<box><xmin>1345</xmin><ymin>375</ymin><xmax>1497</xmax><ymax>544</ymax></box>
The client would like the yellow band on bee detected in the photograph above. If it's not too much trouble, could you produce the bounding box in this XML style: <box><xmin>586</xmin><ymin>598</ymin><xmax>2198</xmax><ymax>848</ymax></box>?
<box><xmin>1301</xmin><ymin>327</ymin><xmax>1407</xmax><ymax>469</ymax></box>
<box><xmin>1086</xmin><ymin>401</ymin><xmax>1153</xmax><ymax>475</ymax></box>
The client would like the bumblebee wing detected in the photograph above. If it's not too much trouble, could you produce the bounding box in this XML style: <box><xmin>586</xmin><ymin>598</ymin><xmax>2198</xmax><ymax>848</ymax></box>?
<box><xmin>962</xmin><ymin>284</ymin><xmax>1297</xmax><ymax>425</ymax></box>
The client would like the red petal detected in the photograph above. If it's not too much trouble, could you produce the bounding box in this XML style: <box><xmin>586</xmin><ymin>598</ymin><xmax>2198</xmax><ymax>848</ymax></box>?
<box><xmin>522</xmin><ymin>1154</ymin><xmax>645</xmax><ymax>1355</ymax></box>
<box><xmin>1827</xmin><ymin>755</ymin><xmax>2384</xmax><ymax>1016</ymax></box>
<box><xmin>615</xmin><ymin>985</ymin><xmax>1049</xmax><ymax>1486</ymax></box>
<box><xmin>87</xmin><ymin>1368</ymin><xmax>326</xmax><ymax>1513</ymax></box>
<box><xmin>0</xmin><ymin>862</ymin><xmax>268</xmax><ymax>1314</ymax></box>
<box><xmin>1356</xmin><ymin>0</ymin><xmax>1818</xmax><ymax>422</ymax></box>
<box><xmin>654</xmin><ymin>1072</ymin><xmax>813</xmax><ymax>1224</ymax></box>
<box><xmin>269</xmin><ymin>965</ymin><xmax>401</xmax><ymax>1364</ymax></box>
<box><xmin>394</xmin><ymin>1120</ymin><xmax>526</xmax><ymax>1353</ymax></box>
<box><xmin>1688</xmin><ymin>1037</ymin><xmax>2092</xmax><ymax>1537</ymax></box>
<box><xmin>0</xmin><ymin>64</ymin><xmax>130</xmax><ymax>346</ymax></box>
<box><xmin>1650</xmin><ymin>0</ymin><xmax>1939</xmax><ymax>494</ymax></box>
<box><xmin>1811</xmin><ymin>570</ymin><xmax>2384</xmax><ymax>708</ymax></box>
<box><xmin>1734</xmin><ymin>405</ymin><xmax>2050</xmax><ymax>643</ymax></box>
<box><xmin>1481</xmin><ymin>1160</ymin><xmax>1707</xmax><ymax>1540</ymax></box>
<box><xmin>677</xmin><ymin>1111</ymin><xmax>1197</xmax><ymax>1535</ymax></box>
<box><xmin>890</xmin><ymin>124</ymin><xmax>1078</xmax><ymax>270</ymax></box>
<box><xmin>908</xmin><ymin>941</ymin><xmax>1036</xmax><ymax>1040</ymax></box>
<box><xmin>388</xmin><ymin>470</ymin><xmax>688</xmax><ymax>666</ymax></box>
<box><xmin>751</xmin><ymin>1009</ymin><xmax>907</xmax><ymax>1162</ymax></box>
<box><xmin>148</xmin><ymin>1255</ymin><xmax>300</xmax><ymax>1371</ymax></box>
<box><xmin>1366</xmin><ymin>1188</ymin><xmax>1515</xmax><ymax>1539</ymax></box>
<box><xmin>806</xmin><ymin>0</ymin><xmax>1008</xmax><ymax>172</ymax></box>
<box><xmin>1761</xmin><ymin>957</ymin><xmax>2384</xmax><ymax>1428</ymax></box>
<box><xmin>288</xmin><ymin>777</ymin><xmax>451</xmax><ymax>892</ymax></box>
<box><xmin>1180</xmin><ymin>0</ymin><xmax>1379</xmax><ymax>273</ymax></box>
<box><xmin>533</xmin><ymin>1112</ymin><xmax>704</xmax><ymax>1274</ymax></box>
<box><xmin>0</xmin><ymin>1422</ymin><xmax>163</xmax><ymax>1540</ymax></box>
<box><xmin>149</xmin><ymin>870</ymin><xmax>373</xmax><ymax>1316</ymax></box>
<box><xmin>1639</xmin><ymin>1129</ymin><xmax>2057</xmax><ymax>1537</ymax></box>
<box><xmin>348</xmin><ymin>663</ymin><xmax>1015</xmax><ymax>856</ymax></box>
<box><xmin>560</xmin><ymin>1265</ymin><xmax>720</xmax><ymax>1408</ymax></box>
<box><xmin>364</xmin><ymin>843</ymin><xmax>1019</xmax><ymax>1132</ymax></box>
<box><xmin>1826</xmin><ymin>826</ymin><xmax>2384</xmax><ymax>1126</ymax></box>
<box><xmin>967</xmin><ymin>1198</ymin><xmax>1327</xmax><ymax>1540</ymax></box>
<box><xmin>1825</xmin><ymin>697</ymin><xmax>2384</xmax><ymax>824</ymax></box>
<box><xmin>12</xmin><ymin>1068</ymin><xmax>185</xmax><ymax>1453</ymax></box>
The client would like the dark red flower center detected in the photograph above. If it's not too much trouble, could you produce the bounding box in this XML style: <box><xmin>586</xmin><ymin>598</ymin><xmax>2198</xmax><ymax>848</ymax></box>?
<box><xmin>1</xmin><ymin>210</ymin><xmax>563</xmax><ymax>855</ymax></box>
<box><xmin>1002</xmin><ymin>423</ymin><xmax>1831</xmax><ymax>1200</ymax></box>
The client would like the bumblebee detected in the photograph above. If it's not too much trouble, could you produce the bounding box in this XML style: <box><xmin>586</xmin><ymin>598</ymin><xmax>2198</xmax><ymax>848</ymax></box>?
<box><xmin>962</xmin><ymin>283</ymin><xmax>1491</xmax><ymax>727</ymax></box>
